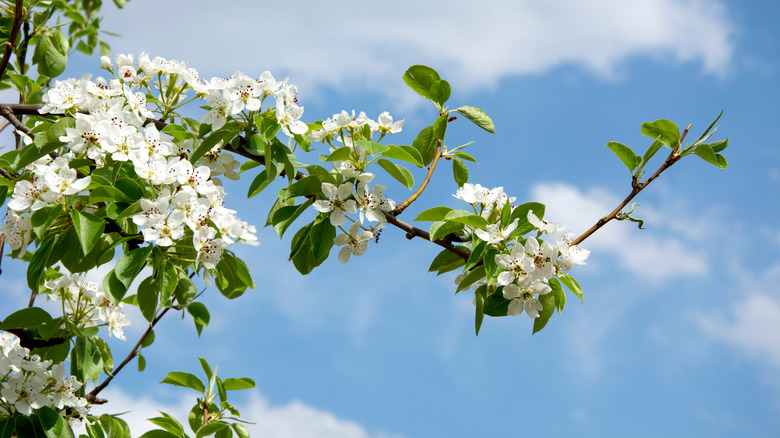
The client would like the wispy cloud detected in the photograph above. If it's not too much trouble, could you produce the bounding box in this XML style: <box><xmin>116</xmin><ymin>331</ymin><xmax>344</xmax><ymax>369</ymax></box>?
<box><xmin>694</xmin><ymin>261</ymin><xmax>780</xmax><ymax>368</ymax></box>
<box><xmin>100</xmin><ymin>0</ymin><xmax>736</xmax><ymax>98</ymax></box>
<box><xmin>87</xmin><ymin>386</ymin><xmax>403</xmax><ymax>438</ymax></box>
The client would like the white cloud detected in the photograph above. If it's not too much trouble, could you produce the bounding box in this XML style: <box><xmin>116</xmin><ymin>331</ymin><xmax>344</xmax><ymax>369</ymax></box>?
<box><xmin>528</xmin><ymin>182</ymin><xmax>709</xmax><ymax>282</ymax></box>
<box><xmin>100</xmin><ymin>0</ymin><xmax>735</xmax><ymax>98</ymax></box>
<box><xmin>86</xmin><ymin>386</ymin><xmax>403</xmax><ymax>438</ymax></box>
<box><xmin>695</xmin><ymin>261</ymin><xmax>780</xmax><ymax>369</ymax></box>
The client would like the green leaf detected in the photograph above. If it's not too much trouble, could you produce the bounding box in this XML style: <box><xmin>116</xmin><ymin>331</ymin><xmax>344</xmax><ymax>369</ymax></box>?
<box><xmin>456</xmin><ymin>266</ymin><xmax>486</xmax><ymax>293</ymax></box>
<box><xmin>709</xmin><ymin>138</ymin><xmax>728</xmax><ymax>153</ymax></box>
<box><xmin>452</xmin><ymin>158</ymin><xmax>468</xmax><ymax>187</ymax></box>
<box><xmin>606</xmin><ymin>141</ymin><xmax>639</xmax><ymax>173</ymax></box>
<box><xmin>32</xmin><ymin>117</ymin><xmax>73</xmax><ymax>159</ymax></box>
<box><xmin>322</xmin><ymin>147</ymin><xmax>351</xmax><ymax>162</ymax></box>
<box><xmin>465</xmin><ymin>239</ymin><xmax>487</xmax><ymax>272</ymax></box>
<box><xmin>114</xmin><ymin>177</ymin><xmax>145</xmax><ymax>202</ymax></box>
<box><xmin>693</xmin><ymin>110</ymin><xmax>723</xmax><ymax>145</ymax></box>
<box><xmin>402</xmin><ymin>65</ymin><xmax>441</xmax><ymax>101</ymax></box>
<box><xmin>27</xmin><ymin>236</ymin><xmax>56</xmax><ymax>290</ymax></box>
<box><xmin>377</xmin><ymin>158</ymin><xmax>414</xmax><ymax>189</ymax></box>
<box><xmin>33</xmin><ymin>30</ymin><xmax>69</xmax><ymax>78</ymax></box>
<box><xmin>272</xmin><ymin>199</ymin><xmax>314</xmax><ymax>237</ymax></box>
<box><xmin>558</xmin><ymin>272</ymin><xmax>583</xmax><ymax>302</ymax></box>
<box><xmin>640</xmin><ymin>140</ymin><xmax>664</xmax><ymax>167</ymax></box>
<box><xmin>412</xmin><ymin>126</ymin><xmax>437</xmax><ymax>166</ymax></box>
<box><xmin>444</xmin><ymin>209</ymin><xmax>489</xmax><ymax>229</ymax></box>
<box><xmin>433</xmin><ymin>115</ymin><xmax>448</xmax><ymax>140</ymax></box>
<box><xmin>381</xmin><ymin>145</ymin><xmax>424</xmax><ymax>167</ymax></box>
<box><xmin>92</xmin><ymin>336</ymin><xmax>114</xmax><ymax>374</ymax></box>
<box><xmin>641</xmin><ymin>119</ymin><xmax>680</xmax><ymax>145</ymax></box>
<box><xmin>428</xmin><ymin>249</ymin><xmax>466</xmax><ymax>275</ymax></box>
<box><xmin>188</xmin><ymin>302</ymin><xmax>210</xmax><ymax>335</ymax></box>
<box><xmin>532</xmin><ymin>292</ymin><xmax>556</xmax><ymax>334</ymax></box>
<box><xmin>191</xmin><ymin>126</ymin><xmax>236</xmax><ymax>163</ymax></box>
<box><xmin>222</xmin><ymin>377</ymin><xmax>256</xmax><ymax>391</ymax></box>
<box><xmin>196</xmin><ymin>422</ymin><xmax>228</xmax><ymax>438</ymax></box>
<box><xmin>174</xmin><ymin>275</ymin><xmax>197</xmax><ymax>305</ymax></box>
<box><xmin>138</xmin><ymin>353</ymin><xmax>146</xmax><ymax>372</ymax></box>
<box><xmin>453</xmin><ymin>151</ymin><xmax>477</xmax><ymax>163</ymax></box>
<box><xmin>145</xmin><ymin>416</ymin><xmax>184</xmax><ymax>436</ymax></box>
<box><xmin>356</xmin><ymin>140</ymin><xmax>390</xmax><ymax>156</ymax></box>
<box><xmin>474</xmin><ymin>285</ymin><xmax>486</xmax><ymax>336</ymax></box>
<box><xmin>69</xmin><ymin>210</ymin><xmax>106</xmax><ymax>256</ymax></box>
<box><xmin>161</xmin><ymin>371</ymin><xmax>206</xmax><ymax>393</ymax></box>
<box><xmin>715</xmin><ymin>153</ymin><xmax>728</xmax><ymax>169</ymax></box>
<box><xmin>0</xmin><ymin>307</ymin><xmax>52</xmax><ymax>330</ymax></box>
<box><xmin>102</xmin><ymin>246</ymin><xmax>153</xmax><ymax>303</ymax></box>
<box><xmin>454</xmin><ymin>106</ymin><xmax>495</xmax><ymax>133</ymax></box>
<box><xmin>414</xmin><ymin>206</ymin><xmax>453</xmax><ymax>222</ymax></box>
<box><xmin>215</xmin><ymin>253</ymin><xmax>254</xmax><ymax>299</ymax></box>
<box><xmin>287</xmin><ymin>176</ymin><xmax>322</xmax><ymax>197</ymax></box>
<box><xmin>694</xmin><ymin>144</ymin><xmax>724</xmax><ymax>168</ymax></box>
<box><xmin>158</xmin><ymin>262</ymin><xmax>179</xmax><ymax>306</ymax></box>
<box><xmin>32</xmin><ymin>204</ymin><xmax>64</xmax><ymax>239</ymax></box>
<box><xmin>429</xmin><ymin>220</ymin><xmax>465</xmax><ymax>242</ymax></box>
<box><xmin>429</xmin><ymin>79</ymin><xmax>451</xmax><ymax>106</ymax></box>
<box><xmin>139</xmin><ymin>430</ymin><xmax>179</xmax><ymax>438</ymax></box>
<box><xmin>550</xmin><ymin>277</ymin><xmax>566</xmax><ymax>314</ymax></box>
<box><xmin>247</xmin><ymin>163</ymin><xmax>281</xmax><ymax>198</ymax></box>
<box><xmin>0</xmin><ymin>418</ymin><xmax>15</xmax><ymax>438</ymax></box>
<box><xmin>509</xmin><ymin>202</ymin><xmax>545</xmax><ymax>236</ymax></box>
<box><xmin>137</xmin><ymin>276</ymin><xmax>158</xmax><ymax>323</ymax></box>
<box><xmin>232</xmin><ymin>424</ymin><xmax>250</xmax><ymax>438</ymax></box>
<box><xmin>483</xmin><ymin>290</ymin><xmax>510</xmax><ymax>317</ymax></box>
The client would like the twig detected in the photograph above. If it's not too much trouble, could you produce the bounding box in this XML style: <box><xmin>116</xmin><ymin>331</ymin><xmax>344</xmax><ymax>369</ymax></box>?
<box><xmin>571</xmin><ymin>124</ymin><xmax>692</xmax><ymax>246</ymax></box>
<box><xmin>0</xmin><ymin>0</ymin><xmax>24</xmax><ymax>82</ymax></box>
<box><xmin>392</xmin><ymin>139</ymin><xmax>443</xmax><ymax>215</ymax></box>
<box><xmin>0</xmin><ymin>120</ymin><xmax>10</xmax><ymax>134</ymax></box>
<box><xmin>86</xmin><ymin>306</ymin><xmax>172</xmax><ymax>403</ymax></box>
<box><xmin>383</xmin><ymin>212</ymin><xmax>470</xmax><ymax>260</ymax></box>
<box><xmin>0</xmin><ymin>234</ymin><xmax>5</xmax><ymax>277</ymax></box>
<box><xmin>0</xmin><ymin>105</ymin><xmax>32</xmax><ymax>134</ymax></box>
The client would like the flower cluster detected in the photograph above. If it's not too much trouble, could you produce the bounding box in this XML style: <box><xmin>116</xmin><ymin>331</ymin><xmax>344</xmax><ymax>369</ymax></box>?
<box><xmin>455</xmin><ymin>183</ymin><xmax>590</xmax><ymax>318</ymax></box>
<box><xmin>0</xmin><ymin>332</ymin><xmax>88</xmax><ymax>425</ymax></box>
<box><xmin>308</xmin><ymin>109</ymin><xmax>404</xmax><ymax>263</ymax></box>
<box><xmin>44</xmin><ymin>272</ymin><xmax>131</xmax><ymax>340</ymax></box>
<box><xmin>2</xmin><ymin>53</ymin><xmax>273</xmax><ymax>272</ymax></box>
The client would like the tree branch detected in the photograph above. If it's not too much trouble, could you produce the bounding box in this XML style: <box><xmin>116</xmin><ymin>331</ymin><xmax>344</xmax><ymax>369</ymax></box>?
<box><xmin>0</xmin><ymin>0</ymin><xmax>24</xmax><ymax>82</ymax></box>
<box><xmin>571</xmin><ymin>124</ymin><xmax>692</xmax><ymax>246</ymax></box>
<box><xmin>392</xmin><ymin>139</ymin><xmax>443</xmax><ymax>216</ymax></box>
<box><xmin>86</xmin><ymin>306</ymin><xmax>172</xmax><ymax>403</ymax></box>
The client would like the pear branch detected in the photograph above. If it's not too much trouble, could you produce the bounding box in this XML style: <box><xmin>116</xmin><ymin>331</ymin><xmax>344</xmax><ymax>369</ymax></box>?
<box><xmin>571</xmin><ymin>123</ymin><xmax>692</xmax><ymax>246</ymax></box>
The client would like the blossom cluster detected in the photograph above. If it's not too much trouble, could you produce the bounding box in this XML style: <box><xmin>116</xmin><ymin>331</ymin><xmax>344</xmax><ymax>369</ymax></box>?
<box><xmin>0</xmin><ymin>332</ymin><xmax>88</xmax><ymax>425</ymax></box>
<box><xmin>44</xmin><ymin>271</ymin><xmax>131</xmax><ymax>340</ymax></box>
<box><xmin>307</xmin><ymin>109</ymin><xmax>405</xmax><ymax>264</ymax></box>
<box><xmin>454</xmin><ymin>183</ymin><xmax>590</xmax><ymax>318</ymax></box>
<box><xmin>1</xmin><ymin>54</ymin><xmax>274</xmax><ymax>273</ymax></box>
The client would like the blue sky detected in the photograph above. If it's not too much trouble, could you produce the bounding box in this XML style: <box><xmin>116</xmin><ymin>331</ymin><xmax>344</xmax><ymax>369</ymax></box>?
<box><xmin>2</xmin><ymin>0</ymin><xmax>780</xmax><ymax>436</ymax></box>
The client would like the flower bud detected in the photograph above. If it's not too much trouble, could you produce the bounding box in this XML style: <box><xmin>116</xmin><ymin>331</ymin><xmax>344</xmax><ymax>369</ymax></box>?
<box><xmin>100</xmin><ymin>56</ymin><xmax>112</xmax><ymax>69</ymax></box>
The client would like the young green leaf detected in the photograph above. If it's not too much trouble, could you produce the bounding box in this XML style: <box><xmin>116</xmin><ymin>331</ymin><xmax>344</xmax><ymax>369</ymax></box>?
<box><xmin>454</xmin><ymin>106</ymin><xmax>495</xmax><ymax>133</ymax></box>
<box><xmin>641</xmin><ymin>119</ymin><xmax>680</xmax><ymax>145</ymax></box>
<box><xmin>377</xmin><ymin>159</ymin><xmax>414</xmax><ymax>189</ymax></box>
<box><xmin>160</xmin><ymin>371</ymin><xmax>206</xmax><ymax>393</ymax></box>
<box><xmin>452</xmin><ymin>158</ymin><xmax>468</xmax><ymax>187</ymax></box>
<box><xmin>532</xmin><ymin>292</ymin><xmax>556</xmax><ymax>334</ymax></box>
<box><xmin>414</xmin><ymin>206</ymin><xmax>453</xmax><ymax>222</ymax></box>
<box><xmin>69</xmin><ymin>210</ymin><xmax>105</xmax><ymax>256</ymax></box>
<box><xmin>606</xmin><ymin>141</ymin><xmax>639</xmax><ymax>173</ymax></box>
<box><xmin>402</xmin><ymin>65</ymin><xmax>441</xmax><ymax>101</ymax></box>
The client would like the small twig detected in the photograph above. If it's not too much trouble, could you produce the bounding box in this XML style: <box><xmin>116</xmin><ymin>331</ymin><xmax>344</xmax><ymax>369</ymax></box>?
<box><xmin>383</xmin><ymin>212</ymin><xmax>470</xmax><ymax>261</ymax></box>
<box><xmin>0</xmin><ymin>120</ymin><xmax>10</xmax><ymax>134</ymax></box>
<box><xmin>0</xmin><ymin>234</ymin><xmax>5</xmax><ymax>277</ymax></box>
<box><xmin>0</xmin><ymin>0</ymin><xmax>24</xmax><ymax>82</ymax></box>
<box><xmin>392</xmin><ymin>139</ymin><xmax>443</xmax><ymax>216</ymax></box>
<box><xmin>86</xmin><ymin>306</ymin><xmax>172</xmax><ymax>403</ymax></box>
<box><xmin>571</xmin><ymin>126</ymin><xmax>692</xmax><ymax>246</ymax></box>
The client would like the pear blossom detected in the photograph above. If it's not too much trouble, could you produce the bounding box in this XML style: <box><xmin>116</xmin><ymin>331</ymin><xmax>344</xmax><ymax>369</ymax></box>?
<box><xmin>355</xmin><ymin>183</ymin><xmax>395</xmax><ymax>223</ymax></box>
<box><xmin>495</xmin><ymin>244</ymin><xmax>535</xmax><ymax>286</ymax></box>
<box><xmin>313</xmin><ymin>182</ymin><xmax>357</xmax><ymax>226</ymax></box>
<box><xmin>503</xmin><ymin>281</ymin><xmax>552</xmax><ymax>318</ymax></box>
<box><xmin>201</xmin><ymin>90</ymin><xmax>232</xmax><ymax>129</ymax></box>
<box><xmin>475</xmin><ymin>218</ymin><xmax>518</xmax><ymax>244</ymax></box>
<box><xmin>334</xmin><ymin>222</ymin><xmax>380</xmax><ymax>263</ymax></box>
<box><xmin>377</xmin><ymin>111</ymin><xmax>404</xmax><ymax>135</ymax></box>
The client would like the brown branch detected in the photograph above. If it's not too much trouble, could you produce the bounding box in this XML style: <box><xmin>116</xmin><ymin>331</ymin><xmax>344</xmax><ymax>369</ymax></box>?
<box><xmin>0</xmin><ymin>105</ymin><xmax>32</xmax><ymax>134</ymax></box>
<box><xmin>571</xmin><ymin>124</ymin><xmax>693</xmax><ymax>246</ymax></box>
<box><xmin>0</xmin><ymin>120</ymin><xmax>10</xmax><ymax>134</ymax></box>
<box><xmin>0</xmin><ymin>234</ymin><xmax>4</xmax><ymax>277</ymax></box>
<box><xmin>86</xmin><ymin>306</ymin><xmax>172</xmax><ymax>403</ymax></box>
<box><xmin>0</xmin><ymin>0</ymin><xmax>24</xmax><ymax>82</ymax></box>
<box><xmin>392</xmin><ymin>139</ymin><xmax>442</xmax><ymax>216</ymax></box>
<box><xmin>384</xmin><ymin>212</ymin><xmax>470</xmax><ymax>260</ymax></box>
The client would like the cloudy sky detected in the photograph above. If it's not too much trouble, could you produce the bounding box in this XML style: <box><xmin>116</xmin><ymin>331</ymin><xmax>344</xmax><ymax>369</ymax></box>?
<box><xmin>3</xmin><ymin>0</ymin><xmax>780</xmax><ymax>436</ymax></box>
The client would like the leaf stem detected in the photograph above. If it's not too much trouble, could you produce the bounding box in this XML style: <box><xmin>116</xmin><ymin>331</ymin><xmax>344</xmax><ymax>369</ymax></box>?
<box><xmin>0</xmin><ymin>0</ymin><xmax>24</xmax><ymax>83</ymax></box>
